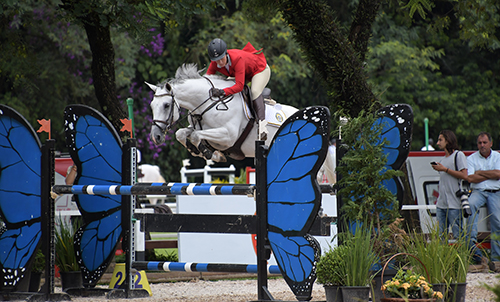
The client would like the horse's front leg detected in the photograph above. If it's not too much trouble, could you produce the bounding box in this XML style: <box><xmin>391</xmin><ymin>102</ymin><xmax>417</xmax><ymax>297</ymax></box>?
<box><xmin>189</xmin><ymin>128</ymin><xmax>233</xmax><ymax>162</ymax></box>
<box><xmin>175</xmin><ymin>127</ymin><xmax>202</xmax><ymax>157</ymax></box>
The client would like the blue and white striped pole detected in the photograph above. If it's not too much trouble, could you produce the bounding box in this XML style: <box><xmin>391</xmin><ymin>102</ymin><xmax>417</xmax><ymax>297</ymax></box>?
<box><xmin>132</xmin><ymin>261</ymin><xmax>281</xmax><ymax>275</ymax></box>
<box><xmin>52</xmin><ymin>183</ymin><xmax>334</xmax><ymax>196</ymax></box>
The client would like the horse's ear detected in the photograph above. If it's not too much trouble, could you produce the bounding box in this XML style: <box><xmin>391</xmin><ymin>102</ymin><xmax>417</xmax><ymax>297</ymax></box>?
<box><xmin>145</xmin><ymin>81</ymin><xmax>157</xmax><ymax>92</ymax></box>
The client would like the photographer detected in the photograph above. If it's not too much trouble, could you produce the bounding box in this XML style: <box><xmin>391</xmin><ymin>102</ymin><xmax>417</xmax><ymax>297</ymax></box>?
<box><xmin>467</xmin><ymin>132</ymin><xmax>500</xmax><ymax>270</ymax></box>
<box><xmin>431</xmin><ymin>130</ymin><xmax>468</xmax><ymax>239</ymax></box>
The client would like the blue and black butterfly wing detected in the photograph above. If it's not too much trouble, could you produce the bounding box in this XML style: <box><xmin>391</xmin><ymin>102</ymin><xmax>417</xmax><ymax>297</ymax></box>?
<box><xmin>267</xmin><ymin>106</ymin><xmax>330</xmax><ymax>300</ymax></box>
<box><xmin>375</xmin><ymin>104</ymin><xmax>413</xmax><ymax>208</ymax></box>
<box><xmin>65</xmin><ymin>105</ymin><xmax>123</xmax><ymax>287</ymax></box>
<box><xmin>376</xmin><ymin>104</ymin><xmax>413</xmax><ymax>171</ymax></box>
<box><xmin>0</xmin><ymin>105</ymin><xmax>42</xmax><ymax>288</ymax></box>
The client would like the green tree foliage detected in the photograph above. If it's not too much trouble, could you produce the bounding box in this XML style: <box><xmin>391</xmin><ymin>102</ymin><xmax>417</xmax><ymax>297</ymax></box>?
<box><xmin>366</xmin><ymin>1</ymin><xmax>500</xmax><ymax>150</ymax></box>
<box><xmin>335</xmin><ymin>108</ymin><xmax>403</xmax><ymax>230</ymax></box>
<box><xmin>1</xmin><ymin>0</ymin><xmax>102</xmax><ymax>150</ymax></box>
<box><xmin>274</xmin><ymin>0</ymin><xmax>381</xmax><ymax>118</ymax></box>
<box><xmin>405</xmin><ymin>0</ymin><xmax>500</xmax><ymax>50</ymax></box>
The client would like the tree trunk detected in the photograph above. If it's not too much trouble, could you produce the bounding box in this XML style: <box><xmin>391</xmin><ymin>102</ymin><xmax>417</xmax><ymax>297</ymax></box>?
<box><xmin>83</xmin><ymin>14</ymin><xmax>126</xmax><ymax>132</ymax></box>
<box><xmin>277</xmin><ymin>0</ymin><xmax>381</xmax><ymax>117</ymax></box>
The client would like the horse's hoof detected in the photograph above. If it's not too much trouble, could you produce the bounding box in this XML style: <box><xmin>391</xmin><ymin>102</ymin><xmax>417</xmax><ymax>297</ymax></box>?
<box><xmin>212</xmin><ymin>151</ymin><xmax>227</xmax><ymax>163</ymax></box>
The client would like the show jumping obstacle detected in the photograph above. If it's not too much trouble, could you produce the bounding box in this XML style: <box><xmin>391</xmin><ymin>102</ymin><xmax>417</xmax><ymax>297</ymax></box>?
<box><xmin>0</xmin><ymin>104</ymin><xmax>334</xmax><ymax>301</ymax></box>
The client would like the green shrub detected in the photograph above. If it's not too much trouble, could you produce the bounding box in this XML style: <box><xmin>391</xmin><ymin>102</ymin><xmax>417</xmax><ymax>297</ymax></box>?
<box><xmin>317</xmin><ymin>244</ymin><xmax>349</xmax><ymax>286</ymax></box>
<box><xmin>317</xmin><ymin>223</ymin><xmax>378</xmax><ymax>287</ymax></box>
<box><xmin>32</xmin><ymin>249</ymin><xmax>45</xmax><ymax>273</ymax></box>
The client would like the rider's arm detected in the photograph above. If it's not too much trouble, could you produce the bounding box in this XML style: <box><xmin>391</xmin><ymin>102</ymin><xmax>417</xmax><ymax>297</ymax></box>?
<box><xmin>222</xmin><ymin>60</ymin><xmax>245</xmax><ymax>96</ymax></box>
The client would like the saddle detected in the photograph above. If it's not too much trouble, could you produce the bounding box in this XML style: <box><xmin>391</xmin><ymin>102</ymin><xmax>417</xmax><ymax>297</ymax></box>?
<box><xmin>241</xmin><ymin>86</ymin><xmax>273</xmax><ymax>116</ymax></box>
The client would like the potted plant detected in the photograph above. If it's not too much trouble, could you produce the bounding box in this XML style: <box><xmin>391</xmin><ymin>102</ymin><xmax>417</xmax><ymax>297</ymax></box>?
<box><xmin>55</xmin><ymin>218</ymin><xmax>82</xmax><ymax>291</ymax></box>
<box><xmin>403</xmin><ymin>225</ymin><xmax>471</xmax><ymax>302</ymax></box>
<box><xmin>317</xmin><ymin>243</ymin><xmax>349</xmax><ymax>302</ymax></box>
<box><xmin>381</xmin><ymin>267</ymin><xmax>443</xmax><ymax>301</ymax></box>
<box><xmin>29</xmin><ymin>249</ymin><xmax>45</xmax><ymax>292</ymax></box>
<box><xmin>317</xmin><ymin>223</ymin><xmax>378</xmax><ymax>302</ymax></box>
<box><xmin>447</xmin><ymin>234</ymin><xmax>470</xmax><ymax>302</ymax></box>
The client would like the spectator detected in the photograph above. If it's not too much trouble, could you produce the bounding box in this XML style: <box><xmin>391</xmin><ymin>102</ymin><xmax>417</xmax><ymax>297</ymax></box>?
<box><xmin>431</xmin><ymin>130</ymin><xmax>467</xmax><ymax>239</ymax></box>
<box><xmin>467</xmin><ymin>132</ymin><xmax>500</xmax><ymax>270</ymax></box>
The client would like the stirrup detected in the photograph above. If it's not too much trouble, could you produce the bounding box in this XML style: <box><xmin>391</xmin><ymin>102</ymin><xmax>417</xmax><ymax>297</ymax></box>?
<box><xmin>258</xmin><ymin>120</ymin><xmax>268</xmax><ymax>141</ymax></box>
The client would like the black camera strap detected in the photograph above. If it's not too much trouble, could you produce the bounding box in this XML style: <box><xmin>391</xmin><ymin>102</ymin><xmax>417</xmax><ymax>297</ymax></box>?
<box><xmin>454</xmin><ymin>150</ymin><xmax>466</xmax><ymax>190</ymax></box>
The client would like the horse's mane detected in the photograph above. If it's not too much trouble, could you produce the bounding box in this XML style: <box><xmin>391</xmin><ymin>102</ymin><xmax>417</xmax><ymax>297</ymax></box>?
<box><xmin>160</xmin><ymin>63</ymin><xmax>227</xmax><ymax>87</ymax></box>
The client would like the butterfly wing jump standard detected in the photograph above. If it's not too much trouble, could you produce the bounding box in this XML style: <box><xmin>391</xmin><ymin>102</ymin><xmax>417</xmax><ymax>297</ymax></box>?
<box><xmin>376</xmin><ymin>104</ymin><xmax>413</xmax><ymax>205</ymax></box>
<box><xmin>0</xmin><ymin>105</ymin><xmax>42</xmax><ymax>289</ymax></box>
<box><xmin>64</xmin><ymin>105</ymin><xmax>123</xmax><ymax>287</ymax></box>
<box><xmin>266</xmin><ymin>106</ymin><xmax>330</xmax><ymax>300</ymax></box>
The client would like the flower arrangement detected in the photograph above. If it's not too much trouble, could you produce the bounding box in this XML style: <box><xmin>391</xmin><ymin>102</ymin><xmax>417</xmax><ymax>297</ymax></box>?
<box><xmin>381</xmin><ymin>269</ymin><xmax>443</xmax><ymax>301</ymax></box>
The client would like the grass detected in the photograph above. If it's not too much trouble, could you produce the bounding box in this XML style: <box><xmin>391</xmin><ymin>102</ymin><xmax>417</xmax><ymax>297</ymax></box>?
<box><xmin>148</xmin><ymin>232</ymin><xmax>178</xmax><ymax>259</ymax></box>
<box><xmin>155</xmin><ymin>248</ymin><xmax>178</xmax><ymax>258</ymax></box>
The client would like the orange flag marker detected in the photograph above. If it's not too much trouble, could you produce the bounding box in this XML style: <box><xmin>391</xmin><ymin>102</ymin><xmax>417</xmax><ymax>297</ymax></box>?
<box><xmin>37</xmin><ymin>119</ymin><xmax>51</xmax><ymax>140</ymax></box>
<box><xmin>120</xmin><ymin>118</ymin><xmax>133</xmax><ymax>138</ymax></box>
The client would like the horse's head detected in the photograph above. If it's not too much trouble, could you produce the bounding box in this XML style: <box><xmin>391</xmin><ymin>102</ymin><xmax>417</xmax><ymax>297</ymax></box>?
<box><xmin>147</xmin><ymin>81</ymin><xmax>180</xmax><ymax>145</ymax></box>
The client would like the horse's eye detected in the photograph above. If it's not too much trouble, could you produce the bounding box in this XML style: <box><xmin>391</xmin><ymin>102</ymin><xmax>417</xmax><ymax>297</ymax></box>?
<box><xmin>164</xmin><ymin>103</ymin><xmax>170</xmax><ymax>109</ymax></box>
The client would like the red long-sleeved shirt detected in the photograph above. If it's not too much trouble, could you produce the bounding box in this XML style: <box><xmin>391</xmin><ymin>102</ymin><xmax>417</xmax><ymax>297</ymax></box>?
<box><xmin>206</xmin><ymin>42</ymin><xmax>267</xmax><ymax>96</ymax></box>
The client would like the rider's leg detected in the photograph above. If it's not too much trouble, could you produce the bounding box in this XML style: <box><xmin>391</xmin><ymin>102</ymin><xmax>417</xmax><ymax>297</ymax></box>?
<box><xmin>253</xmin><ymin>94</ymin><xmax>268</xmax><ymax>140</ymax></box>
<box><xmin>250</xmin><ymin>65</ymin><xmax>271</xmax><ymax>140</ymax></box>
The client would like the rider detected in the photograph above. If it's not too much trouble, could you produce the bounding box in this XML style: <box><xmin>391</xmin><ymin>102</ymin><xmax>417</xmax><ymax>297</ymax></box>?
<box><xmin>206</xmin><ymin>38</ymin><xmax>270</xmax><ymax>140</ymax></box>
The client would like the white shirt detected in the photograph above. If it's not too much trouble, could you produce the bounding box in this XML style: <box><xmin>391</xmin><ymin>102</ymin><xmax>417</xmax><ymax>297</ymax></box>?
<box><xmin>468</xmin><ymin>150</ymin><xmax>500</xmax><ymax>190</ymax></box>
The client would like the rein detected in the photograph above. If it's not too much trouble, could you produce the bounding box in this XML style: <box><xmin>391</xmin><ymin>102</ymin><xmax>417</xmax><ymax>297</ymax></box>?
<box><xmin>152</xmin><ymin>77</ymin><xmax>234</xmax><ymax>133</ymax></box>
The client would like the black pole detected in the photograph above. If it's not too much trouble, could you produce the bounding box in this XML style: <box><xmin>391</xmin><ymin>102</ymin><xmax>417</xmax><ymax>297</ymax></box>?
<box><xmin>336</xmin><ymin>138</ymin><xmax>347</xmax><ymax>238</ymax></box>
<box><xmin>121</xmin><ymin>139</ymin><xmax>135</xmax><ymax>297</ymax></box>
<box><xmin>255</xmin><ymin>140</ymin><xmax>274</xmax><ymax>301</ymax></box>
<box><xmin>41</xmin><ymin>140</ymin><xmax>56</xmax><ymax>297</ymax></box>
<box><xmin>38</xmin><ymin>139</ymin><xmax>71</xmax><ymax>301</ymax></box>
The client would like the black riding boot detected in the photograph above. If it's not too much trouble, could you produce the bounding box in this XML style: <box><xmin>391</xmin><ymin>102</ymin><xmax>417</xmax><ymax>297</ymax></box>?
<box><xmin>252</xmin><ymin>94</ymin><xmax>268</xmax><ymax>140</ymax></box>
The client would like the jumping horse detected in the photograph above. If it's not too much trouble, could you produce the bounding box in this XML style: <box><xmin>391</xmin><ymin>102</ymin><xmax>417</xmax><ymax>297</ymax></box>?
<box><xmin>148</xmin><ymin>63</ymin><xmax>335</xmax><ymax>182</ymax></box>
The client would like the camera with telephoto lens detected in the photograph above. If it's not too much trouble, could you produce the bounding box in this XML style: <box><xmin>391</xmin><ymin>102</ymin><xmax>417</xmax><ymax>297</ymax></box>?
<box><xmin>456</xmin><ymin>189</ymin><xmax>472</xmax><ymax>218</ymax></box>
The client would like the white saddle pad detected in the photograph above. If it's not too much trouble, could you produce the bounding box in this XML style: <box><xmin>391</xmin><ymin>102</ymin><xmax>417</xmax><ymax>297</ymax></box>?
<box><xmin>242</xmin><ymin>100</ymin><xmax>288</xmax><ymax>127</ymax></box>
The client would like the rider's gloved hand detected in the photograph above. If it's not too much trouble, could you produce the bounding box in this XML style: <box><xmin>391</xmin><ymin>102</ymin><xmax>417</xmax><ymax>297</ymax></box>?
<box><xmin>210</xmin><ymin>88</ymin><xmax>225</xmax><ymax>98</ymax></box>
